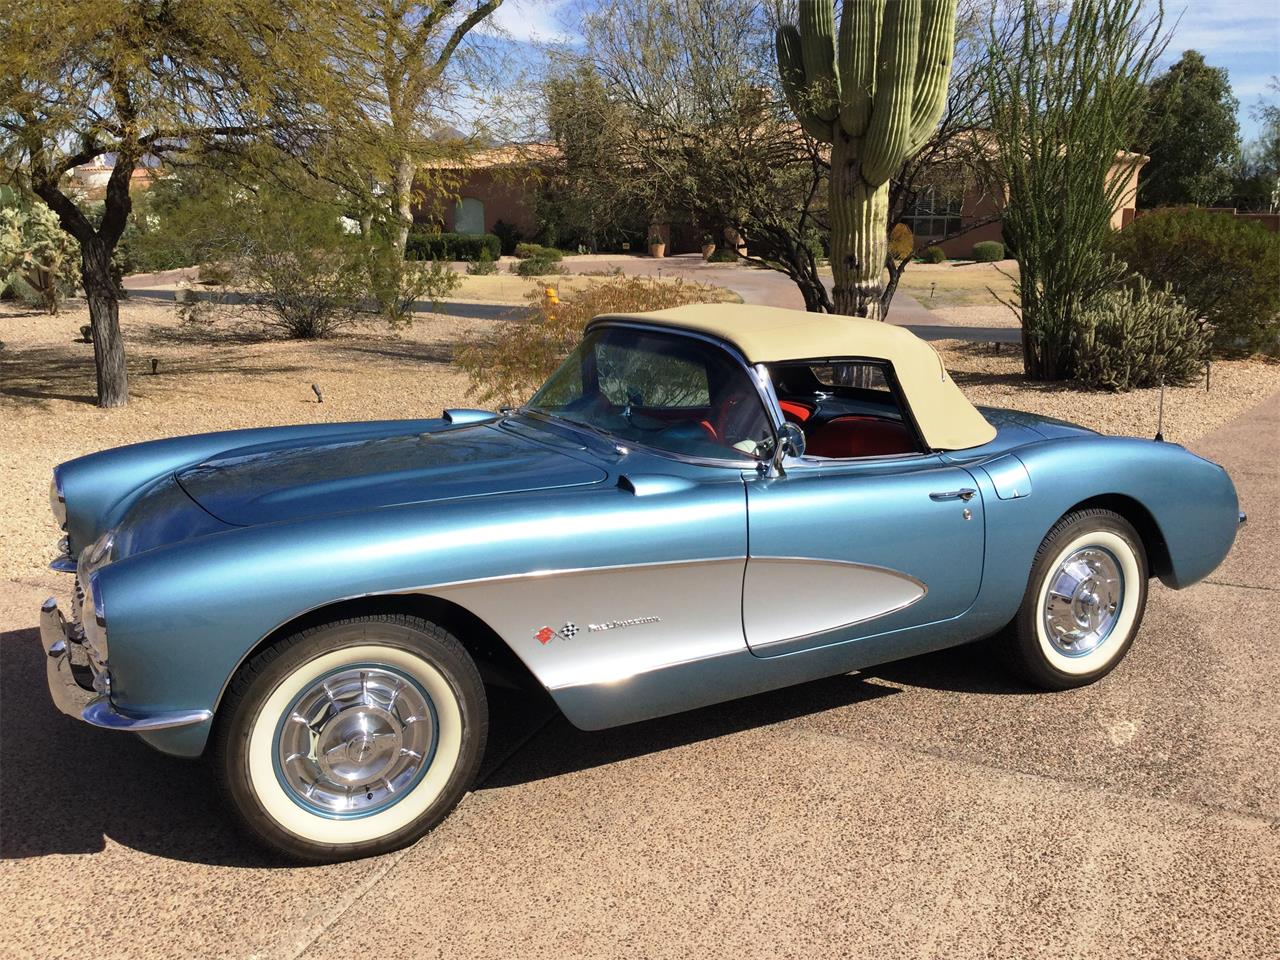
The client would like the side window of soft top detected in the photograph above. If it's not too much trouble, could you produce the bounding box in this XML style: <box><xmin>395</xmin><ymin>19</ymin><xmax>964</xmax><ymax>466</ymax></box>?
<box><xmin>769</xmin><ymin>360</ymin><xmax>924</xmax><ymax>460</ymax></box>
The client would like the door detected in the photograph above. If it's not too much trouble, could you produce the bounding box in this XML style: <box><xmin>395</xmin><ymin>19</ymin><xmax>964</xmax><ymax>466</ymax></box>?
<box><xmin>743</xmin><ymin>456</ymin><xmax>985</xmax><ymax>656</ymax></box>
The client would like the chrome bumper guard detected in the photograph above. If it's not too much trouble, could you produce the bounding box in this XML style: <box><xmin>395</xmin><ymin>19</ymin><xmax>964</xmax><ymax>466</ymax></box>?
<box><xmin>40</xmin><ymin>598</ymin><xmax>212</xmax><ymax>732</ymax></box>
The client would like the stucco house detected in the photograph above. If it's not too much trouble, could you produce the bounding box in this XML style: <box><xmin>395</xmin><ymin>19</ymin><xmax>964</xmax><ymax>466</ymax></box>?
<box><xmin>414</xmin><ymin>144</ymin><xmax>1151</xmax><ymax>258</ymax></box>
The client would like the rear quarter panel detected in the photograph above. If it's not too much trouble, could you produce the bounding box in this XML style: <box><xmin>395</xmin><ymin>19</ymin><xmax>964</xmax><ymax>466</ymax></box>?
<box><xmin>966</xmin><ymin>435</ymin><xmax>1239</xmax><ymax>628</ymax></box>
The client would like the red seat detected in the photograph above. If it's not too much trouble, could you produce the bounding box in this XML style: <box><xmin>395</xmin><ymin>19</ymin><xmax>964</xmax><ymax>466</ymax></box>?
<box><xmin>779</xmin><ymin>400</ymin><xmax>814</xmax><ymax>423</ymax></box>
<box><xmin>804</xmin><ymin>416</ymin><xmax>916</xmax><ymax>459</ymax></box>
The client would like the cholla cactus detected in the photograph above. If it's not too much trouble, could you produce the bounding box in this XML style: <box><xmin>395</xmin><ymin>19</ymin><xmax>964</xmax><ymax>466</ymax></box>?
<box><xmin>777</xmin><ymin>0</ymin><xmax>957</xmax><ymax>317</ymax></box>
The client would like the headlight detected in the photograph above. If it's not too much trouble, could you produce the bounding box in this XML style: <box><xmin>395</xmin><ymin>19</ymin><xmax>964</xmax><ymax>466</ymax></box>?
<box><xmin>50</xmin><ymin>471</ymin><xmax>67</xmax><ymax>529</ymax></box>
<box><xmin>83</xmin><ymin>571</ymin><xmax>109</xmax><ymax>661</ymax></box>
<box><xmin>87</xmin><ymin>530</ymin><xmax>115</xmax><ymax>567</ymax></box>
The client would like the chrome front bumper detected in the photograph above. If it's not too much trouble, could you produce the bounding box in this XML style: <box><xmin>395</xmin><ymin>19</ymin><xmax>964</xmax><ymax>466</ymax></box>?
<box><xmin>40</xmin><ymin>598</ymin><xmax>212</xmax><ymax>732</ymax></box>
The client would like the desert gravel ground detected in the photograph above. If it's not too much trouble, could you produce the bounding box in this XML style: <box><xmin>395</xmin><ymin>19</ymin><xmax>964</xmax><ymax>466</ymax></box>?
<box><xmin>2</xmin><ymin>294</ymin><xmax>1279</xmax><ymax>959</ymax></box>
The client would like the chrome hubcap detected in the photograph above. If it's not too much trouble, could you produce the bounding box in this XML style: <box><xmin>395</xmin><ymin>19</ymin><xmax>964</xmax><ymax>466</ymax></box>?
<box><xmin>1043</xmin><ymin>547</ymin><xmax>1123</xmax><ymax>657</ymax></box>
<box><xmin>275</xmin><ymin>666</ymin><xmax>436</xmax><ymax>818</ymax></box>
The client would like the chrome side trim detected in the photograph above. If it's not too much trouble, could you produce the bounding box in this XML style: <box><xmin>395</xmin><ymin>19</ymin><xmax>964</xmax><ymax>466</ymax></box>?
<box><xmin>743</xmin><ymin>556</ymin><xmax>927</xmax><ymax>651</ymax></box>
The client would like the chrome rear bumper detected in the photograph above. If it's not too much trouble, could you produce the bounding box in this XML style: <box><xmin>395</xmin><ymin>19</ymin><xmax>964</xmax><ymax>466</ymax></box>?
<box><xmin>40</xmin><ymin>598</ymin><xmax>212</xmax><ymax>732</ymax></box>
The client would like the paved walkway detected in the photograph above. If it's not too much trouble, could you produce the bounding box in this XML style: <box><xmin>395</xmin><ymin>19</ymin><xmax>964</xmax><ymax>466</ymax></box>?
<box><xmin>124</xmin><ymin>256</ymin><xmax>1016</xmax><ymax>343</ymax></box>
<box><xmin>1</xmin><ymin>389</ymin><xmax>1276</xmax><ymax>957</ymax></box>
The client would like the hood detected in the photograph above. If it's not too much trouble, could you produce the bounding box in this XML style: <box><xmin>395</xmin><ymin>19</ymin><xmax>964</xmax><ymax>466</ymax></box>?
<box><xmin>175</xmin><ymin>422</ymin><xmax>608</xmax><ymax>527</ymax></box>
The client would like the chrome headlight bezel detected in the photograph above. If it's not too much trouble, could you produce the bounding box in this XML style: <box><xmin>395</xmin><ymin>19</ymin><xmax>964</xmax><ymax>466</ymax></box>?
<box><xmin>50</xmin><ymin>471</ymin><xmax>67</xmax><ymax>529</ymax></box>
<box><xmin>83</xmin><ymin>571</ymin><xmax>109</xmax><ymax>661</ymax></box>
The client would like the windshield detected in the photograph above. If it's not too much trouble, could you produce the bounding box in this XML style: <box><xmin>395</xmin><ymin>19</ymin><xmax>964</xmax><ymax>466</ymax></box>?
<box><xmin>525</xmin><ymin>325</ymin><xmax>775</xmax><ymax>461</ymax></box>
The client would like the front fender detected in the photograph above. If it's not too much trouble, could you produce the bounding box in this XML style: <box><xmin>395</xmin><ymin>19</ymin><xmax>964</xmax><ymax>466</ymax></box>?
<box><xmin>94</xmin><ymin>471</ymin><xmax>749</xmax><ymax>756</ymax></box>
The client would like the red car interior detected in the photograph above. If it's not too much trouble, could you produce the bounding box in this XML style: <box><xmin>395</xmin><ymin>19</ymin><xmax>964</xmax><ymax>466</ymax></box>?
<box><xmin>803</xmin><ymin>415</ymin><xmax>917</xmax><ymax>458</ymax></box>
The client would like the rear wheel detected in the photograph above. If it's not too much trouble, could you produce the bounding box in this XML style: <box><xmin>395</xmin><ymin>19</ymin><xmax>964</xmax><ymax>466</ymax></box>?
<box><xmin>212</xmin><ymin>614</ymin><xmax>487</xmax><ymax>863</ymax></box>
<box><xmin>1007</xmin><ymin>509</ymin><xmax>1148</xmax><ymax>690</ymax></box>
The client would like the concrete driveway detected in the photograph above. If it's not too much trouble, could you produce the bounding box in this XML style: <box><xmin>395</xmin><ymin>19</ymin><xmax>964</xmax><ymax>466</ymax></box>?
<box><xmin>2</xmin><ymin>395</ymin><xmax>1277</xmax><ymax>959</ymax></box>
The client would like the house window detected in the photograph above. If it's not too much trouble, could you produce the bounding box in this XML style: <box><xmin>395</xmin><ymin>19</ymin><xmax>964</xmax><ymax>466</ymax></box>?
<box><xmin>455</xmin><ymin>197</ymin><xmax>485</xmax><ymax>235</ymax></box>
<box><xmin>900</xmin><ymin>187</ymin><xmax>963</xmax><ymax>240</ymax></box>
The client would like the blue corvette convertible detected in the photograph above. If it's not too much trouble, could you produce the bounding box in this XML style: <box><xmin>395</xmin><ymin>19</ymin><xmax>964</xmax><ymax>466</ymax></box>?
<box><xmin>40</xmin><ymin>304</ymin><xmax>1241</xmax><ymax>861</ymax></box>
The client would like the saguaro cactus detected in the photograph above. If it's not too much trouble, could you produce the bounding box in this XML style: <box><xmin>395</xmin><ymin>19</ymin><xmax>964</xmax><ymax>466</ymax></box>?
<box><xmin>777</xmin><ymin>0</ymin><xmax>957</xmax><ymax>317</ymax></box>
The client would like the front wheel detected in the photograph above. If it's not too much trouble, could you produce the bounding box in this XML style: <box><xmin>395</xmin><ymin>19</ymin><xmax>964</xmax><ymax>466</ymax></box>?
<box><xmin>212</xmin><ymin>614</ymin><xmax>487</xmax><ymax>863</ymax></box>
<box><xmin>1007</xmin><ymin>509</ymin><xmax>1149</xmax><ymax>690</ymax></box>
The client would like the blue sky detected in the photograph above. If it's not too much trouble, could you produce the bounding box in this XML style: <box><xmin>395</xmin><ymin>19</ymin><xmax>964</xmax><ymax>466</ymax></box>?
<box><xmin>488</xmin><ymin>0</ymin><xmax>1279</xmax><ymax>141</ymax></box>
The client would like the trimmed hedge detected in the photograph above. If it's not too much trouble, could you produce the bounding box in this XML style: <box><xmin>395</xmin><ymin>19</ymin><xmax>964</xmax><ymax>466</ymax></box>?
<box><xmin>405</xmin><ymin>230</ymin><xmax>501</xmax><ymax>262</ymax></box>
<box><xmin>972</xmin><ymin>240</ymin><xmax>1005</xmax><ymax>262</ymax></box>
<box><xmin>921</xmin><ymin>245</ymin><xmax>947</xmax><ymax>263</ymax></box>
<box><xmin>707</xmin><ymin>247</ymin><xmax>739</xmax><ymax>263</ymax></box>
<box><xmin>514</xmin><ymin>242</ymin><xmax>564</xmax><ymax>261</ymax></box>
<box><xmin>514</xmin><ymin>256</ymin><xmax>565</xmax><ymax>277</ymax></box>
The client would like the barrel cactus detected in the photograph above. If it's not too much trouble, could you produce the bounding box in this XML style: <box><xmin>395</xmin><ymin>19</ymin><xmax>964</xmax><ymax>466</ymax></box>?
<box><xmin>777</xmin><ymin>0</ymin><xmax>958</xmax><ymax>317</ymax></box>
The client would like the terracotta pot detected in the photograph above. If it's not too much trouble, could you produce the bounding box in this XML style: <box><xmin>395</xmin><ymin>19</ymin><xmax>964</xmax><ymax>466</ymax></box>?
<box><xmin>648</xmin><ymin>243</ymin><xmax>666</xmax><ymax>259</ymax></box>
<box><xmin>700</xmin><ymin>243</ymin><xmax>716</xmax><ymax>260</ymax></box>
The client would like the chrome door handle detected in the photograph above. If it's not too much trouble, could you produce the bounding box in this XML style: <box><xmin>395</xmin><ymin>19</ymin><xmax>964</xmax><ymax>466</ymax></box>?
<box><xmin>930</xmin><ymin>488</ymin><xmax>976</xmax><ymax>502</ymax></box>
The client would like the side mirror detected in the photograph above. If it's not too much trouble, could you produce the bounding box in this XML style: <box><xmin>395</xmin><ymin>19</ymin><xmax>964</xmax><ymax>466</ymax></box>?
<box><xmin>780</xmin><ymin>421</ymin><xmax>806</xmax><ymax>458</ymax></box>
<box><xmin>769</xmin><ymin>421</ymin><xmax>806</xmax><ymax>475</ymax></box>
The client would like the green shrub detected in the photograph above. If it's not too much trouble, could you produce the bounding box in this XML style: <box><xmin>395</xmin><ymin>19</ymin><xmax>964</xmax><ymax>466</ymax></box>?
<box><xmin>1107</xmin><ymin>207</ymin><xmax>1280</xmax><ymax>356</ymax></box>
<box><xmin>707</xmin><ymin>247</ymin><xmax>739</xmax><ymax>263</ymax></box>
<box><xmin>459</xmin><ymin>275</ymin><xmax>728</xmax><ymax>406</ymax></box>
<box><xmin>235</xmin><ymin>196</ymin><xmax>367</xmax><ymax>339</ymax></box>
<box><xmin>1074</xmin><ymin>276</ymin><xmax>1207</xmax><ymax>391</ymax></box>
<box><xmin>514</xmin><ymin>242</ymin><xmax>564</xmax><ymax>261</ymax></box>
<box><xmin>0</xmin><ymin>200</ymin><xmax>79</xmax><ymax>314</ymax></box>
<box><xmin>514</xmin><ymin>256</ymin><xmax>565</xmax><ymax>277</ymax></box>
<box><xmin>922</xmin><ymin>245</ymin><xmax>947</xmax><ymax>264</ymax></box>
<box><xmin>366</xmin><ymin>248</ymin><xmax>461</xmax><ymax>327</ymax></box>
<box><xmin>467</xmin><ymin>250</ymin><xmax>498</xmax><ymax>275</ymax></box>
<box><xmin>972</xmin><ymin>240</ymin><xmax>1005</xmax><ymax>262</ymax></box>
<box><xmin>405</xmin><ymin>230</ymin><xmax>500</xmax><ymax>262</ymax></box>
<box><xmin>492</xmin><ymin>219</ymin><xmax>522</xmax><ymax>255</ymax></box>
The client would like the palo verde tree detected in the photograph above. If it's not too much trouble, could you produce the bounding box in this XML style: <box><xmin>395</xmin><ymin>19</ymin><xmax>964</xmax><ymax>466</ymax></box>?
<box><xmin>776</xmin><ymin>0</ymin><xmax>959</xmax><ymax>318</ymax></box>
<box><xmin>0</xmin><ymin>0</ymin><xmax>346</xmax><ymax>407</ymax></box>
<box><xmin>986</xmin><ymin>0</ymin><xmax>1167</xmax><ymax>381</ymax></box>
<box><xmin>327</xmin><ymin>1</ymin><xmax>505</xmax><ymax>255</ymax></box>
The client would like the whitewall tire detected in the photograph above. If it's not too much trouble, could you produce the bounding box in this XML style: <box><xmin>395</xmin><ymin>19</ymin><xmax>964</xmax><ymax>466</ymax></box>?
<box><xmin>212</xmin><ymin>614</ymin><xmax>487</xmax><ymax>863</ymax></box>
<box><xmin>1008</xmin><ymin>509</ymin><xmax>1148</xmax><ymax>690</ymax></box>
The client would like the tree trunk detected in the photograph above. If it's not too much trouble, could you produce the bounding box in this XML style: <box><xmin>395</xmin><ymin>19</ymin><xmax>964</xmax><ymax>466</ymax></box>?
<box><xmin>81</xmin><ymin>237</ymin><xmax>129</xmax><ymax>408</ymax></box>
<box><xmin>829</xmin><ymin>135</ymin><xmax>889</xmax><ymax>319</ymax></box>
<box><xmin>393</xmin><ymin>156</ymin><xmax>416</xmax><ymax>255</ymax></box>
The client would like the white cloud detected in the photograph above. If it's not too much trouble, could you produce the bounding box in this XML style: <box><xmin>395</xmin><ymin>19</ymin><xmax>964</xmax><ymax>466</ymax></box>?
<box><xmin>484</xmin><ymin>0</ymin><xmax>579</xmax><ymax>45</ymax></box>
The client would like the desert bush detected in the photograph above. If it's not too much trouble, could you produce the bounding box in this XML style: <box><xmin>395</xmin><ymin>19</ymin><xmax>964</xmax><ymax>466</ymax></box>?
<box><xmin>972</xmin><ymin>240</ymin><xmax>1005</xmax><ymax>262</ymax></box>
<box><xmin>514</xmin><ymin>256</ymin><xmax>565</xmax><ymax>277</ymax></box>
<box><xmin>514</xmin><ymin>242</ymin><xmax>563</xmax><ymax>261</ymax></box>
<box><xmin>366</xmin><ymin>244</ymin><xmax>461</xmax><ymax>327</ymax></box>
<box><xmin>921</xmin><ymin>245</ymin><xmax>947</xmax><ymax>264</ymax></box>
<box><xmin>1107</xmin><ymin>207</ymin><xmax>1280</xmax><ymax>356</ymax></box>
<box><xmin>889</xmin><ymin>223</ymin><xmax>916</xmax><ymax>261</ymax></box>
<box><xmin>492</xmin><ymin>219</ymin><xmax>522</xmax><ymax>255</ymax></box>
<box><xmin>458</xmin><ymin>275</ymin><xmax>728</xmax><ymax>406</ymax></box>
<box><xmin>404</xmin><ymin>230</ymin><xmax>500</xmax><ymax>262</ymax></box>
<box><xmin>235</xmin><ymin>197</ymin><xmax>367</xmax><ymax>339</ymax></box>
<box><xmin>707</xmin><ymin>247</ymin><xmax>739</xmax><ymax>263</ymax></box>
<box><xmin>1074</xmin><ymin>276</ymin><xmax>1207</xmax><ymax>391</ymax></box>
<box><xmin>0</xmin><ymin>200</ymin><xmax>79</xmax><ymax>313</ymax></box>
<box><xmin>467</xmin><ymin>250</ymin><xmax>498</xmax><ymax>275</ymax></box>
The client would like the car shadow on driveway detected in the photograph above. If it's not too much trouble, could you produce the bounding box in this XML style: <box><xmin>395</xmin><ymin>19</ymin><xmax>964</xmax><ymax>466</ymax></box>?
<box><xmin>1</xmin><ymin>622</ymin><xmax>1014</xmax><ymax>866</ymax></box>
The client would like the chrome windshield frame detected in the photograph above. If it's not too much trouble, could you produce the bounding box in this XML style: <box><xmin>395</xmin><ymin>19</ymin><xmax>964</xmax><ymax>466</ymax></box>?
<box><xmin>519</xmin><ymin>319</ymin><xmax>784</xmax><ymax>470</ymax></box>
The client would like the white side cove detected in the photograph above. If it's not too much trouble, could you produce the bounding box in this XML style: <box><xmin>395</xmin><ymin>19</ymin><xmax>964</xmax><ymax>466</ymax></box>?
<box><xmin>742</xmin><ymin>557</ymin><xmax>927</xmax><ymax>650</ymax></box>
<box><xmin>428</xmin><ymin>558</ymin><xmax>749</xmax><ymax>690</ymax></box>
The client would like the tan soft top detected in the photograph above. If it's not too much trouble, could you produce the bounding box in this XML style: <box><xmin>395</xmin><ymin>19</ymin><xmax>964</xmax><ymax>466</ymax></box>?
<box><xmin>590</xmin><ymin>303</ymin><xmax>996</xmax><ymax>451</ymax></box>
